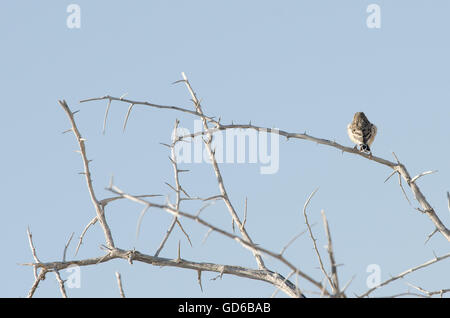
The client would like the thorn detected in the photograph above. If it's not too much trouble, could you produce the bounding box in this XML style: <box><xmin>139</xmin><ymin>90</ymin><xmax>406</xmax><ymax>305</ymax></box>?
<box><xmin>165</xmin><ymin>182</ymin><xmax>177</xmax><ymax>192</ymax></box>
<box><xmin>159</xmin><ymin>142</ymin><xmax>171</xmax><ymax>148</ymax></box>
<box><xmin>123</xmin><ymin>103</ymin><xmax>134</xmax><ymax>132</ymax></box>
<box><xmin>197</xmin><ymin>270</ymin><xmax>203</xmax><ymax>292</ymax></box>
<box><xmin>102</xmin><ymin>98</ymin><xmax>112</xmax><ymax>135</ymax></box>
<box><xmin>411</xmin><ymin>170</ymin><xmax>438</xmax><ymax>183</ymax></box>
<box><xmin>168</xmin><ymin>156</ymin><xmax>176</xmax><ymax>165</ymax></box>
<box><xmin>176</xmin><ymin>240</ymin><xmax>181</xmax><ymax>262</ymax></box>
<box><xmin>432</xmin><ymin>250</ymin><xmax>438</xmax><ymax>260</ymax></box>
<box><xmin>384</xmin><ymin>170</ymin><xmax>397</xmax><ymax>183</ymax></box>
<box><xmin>72</xmin><ymin>110</ymin><xmax>80</xmax><ymax>115</ymax></box>
<box><xmin>62</xmin><ymin>129</ymin><xmax>72</xmax><ymax>134</ymax></box>
<box><xmin>108</xmin><ymin>174</ymin><xmax>114</xmax><ymax>189</ymax></box>
<box><xmin>424</xmin><ymin>228</ymin><xmax>438</xmax><ymax>244</ymax></box>
<box><xmin>172</xmin><ymin>79</ymin><xmax>186</xmax><ymax>85</ymax></box>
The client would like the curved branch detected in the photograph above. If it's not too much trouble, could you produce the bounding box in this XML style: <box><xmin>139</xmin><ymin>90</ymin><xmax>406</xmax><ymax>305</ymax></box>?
<box><xmin>23</xmin><ymin>247</ymin><xmax>304</xmax><ymax>298</ymax></box>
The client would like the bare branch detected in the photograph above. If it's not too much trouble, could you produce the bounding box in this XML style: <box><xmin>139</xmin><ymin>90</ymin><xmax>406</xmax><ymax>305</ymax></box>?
<box><xmin>82</xmin><ymin>91</ymin><xmax>450</xmax><ymax>242</ymax></box>
<box><xmin>406</xmin><ymin>282</ymin><xmax>450</xmax><ymax>298</ymax></box>
<box><xmin>27</xmin><ymin>227</ymin><xmax>40</xmax><ymax>264</ymax></box>
<box><xmin>58</xmin><ymin>100</ymin><xmax>115</xmax><ymax>248</ymax></box>
<box><xmin>107</xmin><ymin>185</ymin><xmax>325</xmax><ymax>296</ymax></box>
<box><xmin>55</xmin><ymin>271</ymin><xmax>68</xmax><ymax>298</ymax></box>
<box><xmin>180</xmin><ymin>72</ymin><xmax>266</xmax><ymax>270</ymax></box>
<box><xmin>321</xmin><ymin>210</ymin><xmax>340</xmax><ymax>296</ymax></box>
<box><xmin>80</xmin><ymin>95</ymin><xmax>218</xmax><ymax>125</ymax></box>
<box><xmin>23</xmin><ymin>247</ymin><xmax>304</xmax><ymax>298</ymax></box>
<box><xmin>302</xmin><ymin>189</ymin><xmax>335</xmax><ymax>295</ymax></box>
<box><xmin>155</xmin><ymin>120</ymin><xmax>192</xmax><ymax>257</ymax></box>
<box><xmin>279</xmin><ymin>228</ymin><xmax>309</xmax><ymax>256</ymax></box>
<box><xmin>27</xmin><ymin>269</ymin><xmax>47</xmax><ymax>298</ymax></box>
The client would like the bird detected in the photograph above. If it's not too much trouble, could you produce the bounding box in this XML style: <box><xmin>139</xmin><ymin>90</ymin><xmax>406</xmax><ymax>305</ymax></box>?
<box><xmin>347</xmin><ymin>112</ymin><xmax>377</xmax><ymax>154</ymax></box>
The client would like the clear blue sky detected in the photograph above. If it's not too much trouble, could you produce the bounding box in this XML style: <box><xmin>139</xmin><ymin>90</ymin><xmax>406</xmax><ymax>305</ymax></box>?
<box><xmin>1</xmin><ymin>1</ymin><xmax>449</xmax><ymax>297</ymax></box>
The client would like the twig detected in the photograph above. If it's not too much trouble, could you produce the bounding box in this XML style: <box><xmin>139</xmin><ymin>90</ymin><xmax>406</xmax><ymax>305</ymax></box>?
<box><xmin>280</xmin><ymin>228</ymin><xmax>309</xmax><ymax>256</ymax></box>
<box><xmin>26</xmin><ymin>227</ymin><xmax>40</xmax><ymax>281</ymax></box>
<box><xmin>321</xmin><ymin>210</ymin><xmax>340</xmax><ymax>296</ymax></box>
<box><xmin>58</xmin><ymin>100</ymin><xmax>115</xmax><ymax>248</ymax></box>
<box><xmin>75</xmin><ymin>216</ymin><xmax>98</xmax><ymax>256</ymax></box>
<box><xmin>410</xmin><ymin>170</ymin><xmax>438</xmax><ymax>183</ymax></box>
<box><xmin>424</xmin><ymin>228</ymin><xmax>438</xmax><ymax>244</ymax></box>
<box><xmin>27</xmin><ymin>269</ymin><xmax>47</xmax><ymax>298</ymax></box>
<box><xmin>55</xmin><ymin>271</ymin><xmax>68</xmax><ymax>298</ymax></box>
<box><xmin>115</xmin><ymin>272</ymin><xmax>126</xmax><ymax>298</ymax></box>
<box><xmin>106</xmin><ymin>185</ymin><xmax>325</xmax><ymax>296</ymax></box>
<box><xmin>27</xmin><ymin>227</ymin><xmax>40</xmax><ymax>263</ymax></box>
<box><xmin>201</xmin><ymin>228</ymin><xmax>214</xmax><ymax>244</ymax></box>
<box><xmin>155</xmin><ymin>120</ymin><xmax>192</xmax><ymax>257</ymax></box>
<box><xmin>63</xmin><ymin>232</ymin><xmax>74</xmax><ymax>262</ymax></box>
<box><xmin>302</xmin><ymin>189</ymin><xmax>335</xmax><ymax>295</ymax></box>
<box><xmin>359</xmin><ymin>252</ymin><xmax>450</xmax><ymax>297</ymax></box>
<box><xmin>406</xmin><ymin>282</ymin><xmax>450</xmax><ymax>298</ymax></box>
<box><xmin>80</xmin><ymin>95</ymin><xmax>218</xmax><ymax>125</ymax></box>
<box><xmin>180</xmin><ymin>72</ymin><xmax>266</xmax><ymax>270</ymax></box>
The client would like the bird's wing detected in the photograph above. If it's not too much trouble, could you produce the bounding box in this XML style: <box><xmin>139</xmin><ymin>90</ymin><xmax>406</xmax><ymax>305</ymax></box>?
<box><xmin>367</xmin><ymin>124</ymin><xmax>377</xmax><ymax>146</ymax></box>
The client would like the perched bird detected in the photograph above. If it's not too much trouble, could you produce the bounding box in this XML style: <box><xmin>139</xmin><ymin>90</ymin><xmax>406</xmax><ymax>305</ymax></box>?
<box><xmin>347</xmin><ymin>112</ymin><xmax>377</xmax><ymax>153</ymax></box>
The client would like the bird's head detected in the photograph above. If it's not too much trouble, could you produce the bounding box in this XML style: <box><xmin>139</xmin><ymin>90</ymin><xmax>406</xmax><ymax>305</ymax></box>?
<box><xmin>353</xmin><ymin>112</ymin><xmax>368</xmax><ymax>122</ymax></box>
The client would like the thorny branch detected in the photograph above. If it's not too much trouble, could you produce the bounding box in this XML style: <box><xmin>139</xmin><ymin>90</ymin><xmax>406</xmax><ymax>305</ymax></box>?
<box><xmin>359</xmin><ymin>252</ymin><xmax>450</xmax><ymax>298</ymax></box>
<box><xmin>154</xmin><ymin>119</ymin><xmax>192</xmax><ymax>257</ymax></box>
<box><xmin>179</xmin><ymin>72</ymin><xmax>267</xmax><ymax>270</ymax></box>
<box><xmin>25</xmin><ymin>74</ymin><xmax>449</xmax><ymax>298</ymax></box>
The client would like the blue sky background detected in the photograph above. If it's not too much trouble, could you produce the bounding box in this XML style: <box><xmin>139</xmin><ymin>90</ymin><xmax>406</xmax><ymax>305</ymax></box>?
<box><xmin>1</xmin><ymin>1</ymin><xmax>449</xmax><ymax>297</ymax></box>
